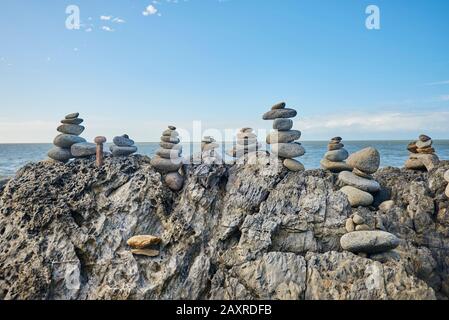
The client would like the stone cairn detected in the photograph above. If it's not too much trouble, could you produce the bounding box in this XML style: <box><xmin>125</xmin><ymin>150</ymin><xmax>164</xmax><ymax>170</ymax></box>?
<box><xmin>48</xmin><ymin>112</ymin><xmax>96</xmax><ymax>162</ymax></box>
<box><xmin>320</xmin><ymin>137</ymin><xmax>352</xmax><ymax>172</ymax></box>
<box><xmin>192</xmin><ymin>136</ymin><xmax>222</xmax><ymax>164</ymax></box>
<box><xmin>405</xmin><ymin>134</ymin><xmax>440</xmax><ymax>171</ymax></box>
<box><xmin>338</xmin><ymin>147</ymin><xmax>381</xmax><ymax>207</ymax></box>
<box><xmin>226</xmin><ymin>128</ymin><xmax>261</xmax><ymax>160</ymax></box>
<box><xmin>110</xmin><ymin>134</ymin><xmax>138</xmax><ymax>157</ymax></box>
<box><xmin>150</xmin><ymin>126</ymin><xmax>184</xmax><ymax>191</ymax></box>
<box><xmin>444</xmin><ymin>170</ymin><xmax>449</xmax><ymax>199</ymax></box>
<box><xmin>262</xmin><ymin>102</ymin><xmax>305</xmax><ymax>172</ymax></box>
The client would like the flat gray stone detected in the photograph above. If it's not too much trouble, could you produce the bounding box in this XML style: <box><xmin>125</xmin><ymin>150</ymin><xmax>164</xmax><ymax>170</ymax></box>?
<box><xmin>347</xmin><ymin>147</ymin><xmax>380</xmax><ymax>174</ymax></box>
<box><xmin>71</xmin><ymin>142</ymin><xmax>96</xmax><ymax>157</ymax></box>
<box><xmin>320</xmin><ymin>159</ymin><xmax>353</xmax><ymax>173</ymax></box>
<box><xmin>65</xmin><ymin>112</ymin><xmax>79</xmax><ymax>119</ymax></box>
<box><xmin>340</xmin><ymin>230</ymin><xmax>400</xmax><ymax>254</ymax></box>
<box><xmin>240</xmin><ymin>128</ymin><xmax>254</xmax><ymax>133</ymax></box>
<box><xmin>237</xmin><ymin>138</ymin><xmax>258</xmax><ymax>146</ymax></box>
<box><xmin>340</xmin><ymin>186</ymin><xmax>374</xmax><ymax>207</ymax></box>
<box><xmin>328</xmin><ymin>143</ymin><xmax>344</xmax><ymax>151</ymax></box>
<box><xmin>113</xmin><ymin>135</ymin><xmax>135</xmax><ymax>147</ymax></box>
<box><xmin>57</xmin><ymin>124</ymin><xmax>85</xmax><ymax>136</ymax></box>
<box><xmin>266</xmin><ymin>130</ymin><xmax>301</xmax><ymax>144</ymax></box>
<box><xmin>110</xmin><ymin>145</ymin><xmax>137</xmax><ymax>157</ymax></box>
<box><xmin>48</xmin><ymin>147</ymin><xmax>72</xmax><ymax>162</ymax></box>
<box><xmin>160</xmin><ymin>136</ymin><xmax>180</xmax><ymax>144</ymax></box>
<box><xmin>168</xmin><ymin>125</ymin><xmax>176</xmax><ymax>130</ymax></box>
<box><xmin>271</xmin><ymin>143</ymin><xmax>305</xmax><ymax>159</ymax></box>
<box><xmin>164</xmin><ymin>172</ymin><xmax>184</xmax><ymax>191</ymax></box>
<box><xmin>202</xmin><ymin>143</ymin><xmax>219</xmax><ymax>151</ymax></box>
<box><xmin>271</xmin><ymin>102</ymin><xmax>286</xmax><ymax>110</ymax></box>
<box><xmin>416</xmin><ymin>140</ymin><xmax>432</xmax><ymax>148</ymax></box>
<box><xmin>283</xmin><ymin>159</ymin><xmax>304</xmax><ymax>172</ymax></box>
<box><xmin>226</xmin><ymin>143</ymin><xmax>260</xmax><ymax>158</ymax></box>
<box><xmin>156</xmin><ymin>148</ymin><xmax>182</xmax><ymax>159</ymax></box>
<box><xmin>263</xmin><ymin>108</ymin><xmax>297</xmax><ymax>120</ymax></box>
<box><xmin>150</xmin><ymin>156</ymin><xmax>183</xmax><ymax>173</ymax></box>
<box><xmin>162</xmin><ymin>129</ymin><xmax>179</xmax><ymax>137</ymax></box>
<box><xmin>53</xmin><ymin>134</ymin><xmax>86</xmax><ymax>148</ymax></box>
<box><xmin>237</xmin><ymin>132</ymin><xmax>257</xmax><ymax>140</ymax></box>
<box><xmin>338</xmin><ymin>171</ymin><xmax>381</xmax><ymax>193</ymax></box>
<box><xmin>273</xmin><ymin>118</ymin><xmax>293</xmax><ymax>131</ymax></box>
<box><xmin>160</xmin><ymin>142</ymin><xmax>182</xmax><ymax>150</ymax></box>
<box><xmin>61</xmin><ymin>118</ymin><xmax>83</xmax><ymax>125</ymax></box>
<box><xmin>324</xmin><ymin>149</ymin><xmax>349</xmax><ymax>162</ymax></box>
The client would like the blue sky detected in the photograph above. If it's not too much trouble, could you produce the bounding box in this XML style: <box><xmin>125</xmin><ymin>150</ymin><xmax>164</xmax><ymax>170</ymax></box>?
<box><xmin>1</xmin><ymin>0</ymin><xmax>449</xmax><ymax>142</ymax></box>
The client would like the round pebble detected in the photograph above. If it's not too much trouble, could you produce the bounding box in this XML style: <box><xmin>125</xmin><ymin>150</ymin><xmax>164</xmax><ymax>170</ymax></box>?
<box><xmin>263</xmin><ymin>108</ymin><xmax>297</xmax><ymax>120</ymax></box>
<box><xmin>346</xmin><ymin>147</ymin><xmax>380</xmax><ymax>174</ymax></box>
<box><xmin>164</xmin><ymin>172</ymin><xmax>184</xmax><ymax>191</ymax></box>
<box><xmin>266</xmin><ymin>130</ymin><xmax>301</xmax><ymax>144</ymax></box>
<box><xmin>71</xmin><ymin>142</ymin><xmax>96</xmax><ymax>157</ymax></box>
<box><xmin>271</xmin><ymin>143</ymin><xmax>305</xmax><ymax>159</ymax></box>
<box><xmin>324</xmin><ymin>149</ymin><xmax>349</xmax><ymax>162</ymax></box>
<box><xmin>65</xmin><ymin>112</ymin><xmax>79</xmax><ymax>119</ymax></box>
<box><xmin>57</xmin><ymin>124</ymin><xmax>85</xmax><ymax>136</ymax></box>
<box><xmin>338</xmin><ymin>171</ymin><xmax>381</xmax><ymax>193</ymax></box>
<box><xmin>340</xmin><ymin>186</ymin><xmax>374</xmax><ymax>207</ymax></box>
<box><xmin>273</xmin><ymin>119</ymin><xmax>293</xmax><ymax>131</ymax></box>
<box><xmin>271</xmin><ymin>102</ymin><xmax>286</xmax><ymax>110</ymax></box>
<box><xmin>340</xmin><ymin>230</ymin><xmax>400</xmax><ymax>254</ymax></box>
<box><xmin>283</xmin><ymin>159</ymin><xmax>304</xmax><ymax>172</ymax></box>
<box><xmin>48</xmin><ymin>147</ymin><xmax>72</xmax><ymax>162</ymax></box>
<box><xmin>53</xmin><ymin>134</ymin><xmax>86</xmax><ymax>148</ymax></box>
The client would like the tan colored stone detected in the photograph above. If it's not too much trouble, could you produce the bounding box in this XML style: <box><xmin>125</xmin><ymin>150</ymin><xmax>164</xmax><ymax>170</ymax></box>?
<box><xmin>340</xmin><ymin>186</ymin><xmax>374</xmax><ymax>207</ymax></box>
<box><xmin>127</xmin><ymin>235</ymin><xmax>161</xmax><ymax>249</ymax></box>
<box><xmin>345</xmin><ymin>218</ymin><xmax>355</xmax><ymax>233</ymax></box>
<box><xmin>320</xmin><ymin>159</ymin><xmax>352</xmax><ymax>173</ymax></box>
<box><xmin>355</xmin><ymin>224</ymin><xmax>370</xmax><ymax>231</ymax></box>
<box><xmin>283</xmin><ymin>159</ymin><xmax>304</xmax><ymax>172</ymax></box>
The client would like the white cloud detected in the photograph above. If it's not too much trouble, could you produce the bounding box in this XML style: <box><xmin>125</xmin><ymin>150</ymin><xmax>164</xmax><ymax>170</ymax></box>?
<box><xmin>100</xmin><ymin>15</ymin><xmax>112</xmax><ymax>21</ymax></box>
<box><xmin>85</xmin><ymin>27</ymin><xmax>93</xmax><ymax>32</ymax></box>
<box><xmin>439</xmin><ymin>95</ymin><xmax>449</xmax><ymax>101</ymax></box>
<box><xmin>112</xmin><ymin>17</ymin><xmax>126</xmax><ymax>23</ymax></box>
<box><xmin>143</xmin><ymin>5</ymin><xmax>158</xmax><ymax>16</ymax></box>
<box><xmin>101</xmin><ymin>26</ymin><xmax>114</xmax><ymax>32</ymax></box>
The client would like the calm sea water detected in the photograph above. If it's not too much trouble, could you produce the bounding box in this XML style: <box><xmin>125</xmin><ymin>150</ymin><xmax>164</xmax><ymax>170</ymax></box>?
<box><xmin>1</xmin><ymin>141</ymin><xmax>448</xmax><ymax>179</ymax></box>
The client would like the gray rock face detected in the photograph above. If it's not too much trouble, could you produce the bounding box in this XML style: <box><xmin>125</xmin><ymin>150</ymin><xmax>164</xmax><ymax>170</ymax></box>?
<box><xmin>347</xmin><ymin>147</ymin><xmax>380</xmax><ymax>174</ymax></box>
<box><xmin>266</xmin><ymin>130</ymin><xmax>301</xmax><ymax>144</ymax></box>
<box><xmin>1</xmin><ymin>156</ymin><xmax>446</xmax><ymax>300</ymax></box>
<box><xmin>262</xmin><ymin>108</ymin><xmax>297</xmax><ymax>120</ymax></box>
<box><xmin>338</xmin><ymin>171</ymin><xmax>381</xmax><ymax>193</ymax></box>
<box><xmin>273</xmin><ymin>119</ymin><xmax>293</xmax><ymax>131</ymax></box>
<box><xmin>113</xmin><ymin>135</ymin><xmax>135</xmax><ymax>147</ymax></box>
<box><xmin>340</xmin><ymin>231</ymin><xmax>400</xmax><ymax>254</ymax></box>
<box><xmin>271</xmin><ymin>143</ymin><xmax>305</xmax><ymax>158</ymax></box>
<box><xmin>110</xmin><ymin>145</ymin><xmax>138</xmax><ymax>157</ymax></box>
<box><xmin>53</xmin><ymin>134</ymin><xmax>86</xmax><ymax>148</ymax></box>
<box><xmin>325</xmin><ymin>149</ymin><xmax>349</xmax><ymax>162</ymax></box>
<box><xmin>47</xmin><ymin>147</ymin><xmax>72</xmax><ymax>162</ymax></box>
<box><xmin>57</xmin><ymin>124</ymin><xmax>85</xmax><ymax>136</ymax></box>
<box><xmin>71</xmin><ymin>142</ymin><xmax>96</xmax><ymax>157</ymax></box>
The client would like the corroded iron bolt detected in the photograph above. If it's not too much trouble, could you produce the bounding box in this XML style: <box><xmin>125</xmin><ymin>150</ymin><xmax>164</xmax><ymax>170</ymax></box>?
<box><xmin>94</xmin><ymin>136</ymin><xmax>107</xmax><ymax>168</ymax></box>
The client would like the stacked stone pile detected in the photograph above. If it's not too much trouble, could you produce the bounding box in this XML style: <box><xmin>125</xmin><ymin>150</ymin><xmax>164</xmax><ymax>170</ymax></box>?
<box><xmin>445</xmin><ymin>170</ymin><xmax>449</xmax><ymax>198</ymax></box>
<box><xmin>226</xmin><ymin>128</ymin><xmax>261</xmax><ymax>159</ymax></box>
<box><xmin>262</xmin><ymin>102</ymin><xmax>305</xmax><ymax>172</ymax></box>
<box><xmin>405</xmin><ymin>134</ymin><xmax>440</xmax><ymax>171</ymax></box>
<box><xmin>192</xmin><ymin>136</ymin><xmax>222</xmax><ymax>165</ymax></box>
<box><xmin>110</xmin><ymin>134</ymin><xmax>138</xmax><ymax>157</ymax></box>
<box><xmin>150</xmin><ymin>126</ymin><xmax>184</xmax><ymax>191</ymax></box>
<box><xmin>127</xmin><ymin>235</ymin><xmax>161</xmax><ymax>257</ymax></box>
<box><xmin>48</xmin><ymin>112</ymin><xmax>96</xmax><ymax>162</ymax></box>
<box><xmin>338</xmin><ymin>147</ymin><xmax>381</xmax><ymax>207</ymax></box>
<box><xmin>320</xmin><ymin>137</ymin><xmax>352</xmax><ymax>172</ymax></box>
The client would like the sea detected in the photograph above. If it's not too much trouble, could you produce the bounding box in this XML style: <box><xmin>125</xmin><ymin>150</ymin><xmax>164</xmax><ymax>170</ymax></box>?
<box><xmin>1</xmin><ymin>141</ymin><xmax>449</xmax><ymax>179</ymax></box>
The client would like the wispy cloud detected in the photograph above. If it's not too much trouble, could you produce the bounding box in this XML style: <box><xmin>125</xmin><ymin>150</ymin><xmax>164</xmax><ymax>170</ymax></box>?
<box><xmin>100</xmin><ymin>15</ymin><xmax>112</xmax><ymax>21</ymax></box>
<box><xmin>112</xmin><ymin>17</ymin><xmax>126</xmax><ymax>23</ymax></box>
<box><xmin>143</xmin><ymin>5</ymin><xmax>158</xmax><ymax>16</ymax></box>
<box><xmin>426</xmin><ymin>80</ymin><xmax>449</xmax><ymax>86</ymax></box>
<box><xmin>439</xmin><ymin>95</ymin><xmax>449</xmax><ymax>101</ymax></box>
<box><xmin>101</xmin><ymin>26</ymin><xmax>114</xmax><ymax>32</ymax></box>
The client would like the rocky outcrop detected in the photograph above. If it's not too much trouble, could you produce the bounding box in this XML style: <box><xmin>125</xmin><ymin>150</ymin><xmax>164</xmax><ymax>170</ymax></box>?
<box><xmin>1</xmin><ymin>154</ymin><xmax>448</xmax><ymax>300</ymax></box>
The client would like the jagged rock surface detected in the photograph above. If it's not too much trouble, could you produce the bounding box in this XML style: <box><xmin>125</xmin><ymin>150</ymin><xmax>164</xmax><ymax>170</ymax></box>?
<box><xmin>1</xmin><ymin>155</ymin><xmax>448</xmax><ymax>300</ymax></box>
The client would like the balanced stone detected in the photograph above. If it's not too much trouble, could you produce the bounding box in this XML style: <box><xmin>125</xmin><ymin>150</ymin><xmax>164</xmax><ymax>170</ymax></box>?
<box><xmin>57</xmin><ymin>124</ymin><xmax>85</xmax><ymax>136</ymax></box>
<box><xmin>168</xmin><ymin>125</ymin><xmax>176</xmax><ymax>130</ymax></box>
<box><xmin>320</xmin><ymin>159</ymin><xmax>352</xmax><ymax>172</ymax></box>
<box><xmin>237</xmin><ymin>132</ymin><xmax>257</xmax><ymax>140</ymax></box>
<box><xmin>352</xmin><ymin>214</ymin><xmax>365</xmax><ymax>225</ymax></box>
<box><xmin>113</xmin><ymin>135</ymin><xmax>135</xmax><ymax>147</ymax></box>
<box><xmin>273</xmin><ymin>118</ymin><xmax>293</xmax><ymax>131</ymax></box>
<box><xmin>328</xmin><ymin>143</ymin><xmax>344</xmax><ymax>151</ymax></box>
<box><xmin>65</xmin><ymin>112</ymin><xmax>79</xmax><ymax>119</ymax></box>
<box><xmin>47</xmin><ymin>147</ymin><xmax>72</xmax><ymax>162</ymax></box>
<box><xmin>156</xmin><ymin>148</ymin><xmax>182</xmax><ymax>159</ymax></box>
<box><xmin>345</xmin><ymin>218</ymin><xmax>355</xmax><ymax>232</ymax></box>
<box><xmin>340</xmin><ymin>230</ymin><xmax>400</xmax><ymax>254</ymax></box>
<box><xmin>161</xmin><ymin>136</ymin><xmax>180</xmax><ymax>144</ymax></box>
<box><xmin>340</xmin><ymin>186</ymin><xmax>374</xmax><ymax>207</ymax></box>
<box><xmin>283</xmin><ymin>159</ymin><xmax>304</xmax><ymax>172</ymax></box>
<box><xmin>160</xmin><ymin>142</ymin><xmax>182</xmax><ymax>150</ymax></box>
<box><xmin>338</xmin><ymin>171</ymin><xmax>381</xmax><ymax>193</ymax></box>
<box><xmin>266</xmin><ymin>130</ymin><xmax>301</xmax><ymax>144</ymax></box>
<box><xmin>325</xmin><ymin>149</ymin><xmax>349</xmax><ymax>162</ymax></box>
<box><xmin>110</xmin><ymin>145</ymin><xmax>138</xmax><ymax>156</ymax></box>
<box><xmin>127</xmin><ymin>235</ymin><xmax>161</xmax><ymax>249</ymax></box>
<box><xmin>271</xmin><ymin>143</ymin><xmax>305</xmax><ymax>158</ymax></box>
<box><xmin>405</xmin><ymin>135</ymin><xmax>439</xmax><ymax>171</ymax></box>
<box><xmin>71</xmin><ymin>142</ymin><xmax>96</xmax><ymax>157</ymax></box>
<box><xmin>419</xmin><ymin>134</ymin><xmax>431</xmax><ymax>142</ymax></box>
<box><xmin>416</xmin><ymin>140</ymin><xmax>432</xmax><ymax>149</ymax></box>
<box><xmin>331</xmin><ymin>136</ymin><xmax>342</xmax><ymax>142</ymax></box>
<box><xmin>355</xmin><ymin>224</ymin><xmax>370</xmax><ymax>231</ymax></box>
<box><xmin>61</xmin><ymin>118</ymin><xmax>83</xmax><ymax>125</ymax></box>
<box><xmin>164</xmin><ymin>172</ymin><xmax>184</xmax><ymax>191</ymax></box>
<box><xmin>353</xmin><ymin>167</ymin><xmax>373</xmax><ymax>179</ymax></box>
<box><xmin>271</xmin><ymin>102</ymin><xmax>286</xmax><ymax>110</ymax></box>
<box><xmin>53</xmin><ymin>134</ymin><xmax>86</xmax><ymax>148</ymax></box>
<box><xmin>347</xmin><ymin>147</ymin><xmax>380</xmax><ymax>175</ymax></box>
<box><xmin>262</xmin><ymin>108</ymin><xmax>297</xmax><ymax>120</ymax></box>
<box><xmin>240</xmin><ymin>128</ymin><xmax>254</xmax><ymax>133</ymax></box>
<box><xmin>163</xmin><ymin>129</ymin><xmax>179</xmax><ymax>137</ymax></box>
<box><xmin>151</xmin><ymin>156</ymin><xmax>183</xmax><ymax>173</ymax></box>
